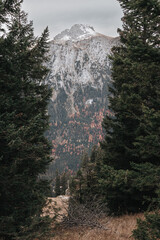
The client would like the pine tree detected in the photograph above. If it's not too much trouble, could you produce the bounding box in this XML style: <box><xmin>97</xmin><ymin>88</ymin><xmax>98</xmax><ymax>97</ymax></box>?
<box><xmin>75</xmin><ymin>169</ymin><xmax>84</xmax><ymax>203</ymax></box>
<box><xmin>0</xmin><ymin>0</ymin><xmax>21</xmax><ymax>29</ymax></box>
<box><xmin>61</xmin><ymin>172</ymin><xmax>67</xmax><ymax>195</ymax></box>
<box><xmin>100</xmin><ymin>0</ymin><xmax>160</xmax><ymax>214</ymax></box>
<box><xmin>133</xmin><ymin>189</ymin><xmax>160</xmax><ymax>240</ymax></box>
<box><xmin>81</xmin><ymin>151</ymin><xmax>92</xmax><ymax>189</ymax></box>
<box><xmin>71</xmin><ymin>147</ymin><xmax>104</xmax><ymax>203</ymax></box>
<box><xmin>81</xmin><ymin>147</ymin><xmax>104</xmax><ymax>199</ymax></box>
<box><xmin>133</xmin><ymin>212</ymin><xmax>160</xmax><ymax>240</ymax></box>
<box><xmin>55</xmin><ymin>170</ymin><xmax>61</xmax><ymax>197</ymax></box>
<box><xmin>0</xmin><ymin>5</ymin><xmax>52</xmax><ymax>240</ymax></box>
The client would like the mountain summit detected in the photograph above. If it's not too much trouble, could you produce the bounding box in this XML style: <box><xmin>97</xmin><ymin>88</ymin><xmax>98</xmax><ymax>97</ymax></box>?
<box><xmin>46</xmin><ymin>25</ymin><xmax>119</xmax><ymax>174</ymax></box>
<box><xmin>54</xmin><ymin>24</ymin><xmax>97</xmax><ymax>42</ymax></box>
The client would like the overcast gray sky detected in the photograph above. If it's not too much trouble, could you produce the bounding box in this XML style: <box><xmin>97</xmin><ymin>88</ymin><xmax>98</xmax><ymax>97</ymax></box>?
<box><xmin>22</xmin><ymin>0</ymin><xmax>123</xmax><ymax>39</ymax></box>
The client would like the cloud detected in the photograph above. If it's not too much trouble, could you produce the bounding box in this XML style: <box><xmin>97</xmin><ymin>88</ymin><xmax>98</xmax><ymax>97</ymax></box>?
<box><xmin>22</xmin><ymin>0</ymin><xmax>123</xmax><ymax>38</ymax></box>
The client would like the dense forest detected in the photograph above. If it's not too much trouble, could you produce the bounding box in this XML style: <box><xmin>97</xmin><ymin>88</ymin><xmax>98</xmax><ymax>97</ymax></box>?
<box><xmin>0</xmin><ymin>0</ymin><xmax>160</xmax><ymax>239</ymax></box>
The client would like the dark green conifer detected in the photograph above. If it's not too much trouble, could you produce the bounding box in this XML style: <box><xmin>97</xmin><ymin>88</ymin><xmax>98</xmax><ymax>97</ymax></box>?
<box><xmin>55</xmin><ymin>170</ymin><xmax>61</xmax><ymax>197</ymax></box>
<box><xmin>71</xmin><ymin>147</ymin><xmax>104</xmax><ymax>203</ymax></box>
<box><xmin>133</xmin><ymin>188</ymin><xmax>160</xmax><ymax>240</ymax></box>
<box><xmin>133</xmin><ymin>212</ymin><xmax>160</xmax><ymax>240</ymax></box>
<box><xmin>100</xmin><ymin>0</ymin><xmax>160</xmax><ymax>214</ymax></box>
<box><xmin>0</xmin><ymin>0</ymin><xmax>21</xmax><ymax>29</ymax></box>
<box><xmin>61</xmin><ymin>172</ymin><xmax>67</xmax><ymax>195</ymax></box>
<box><xmin>0</xmin><ymin>5</ymin><xmax>52</xmax><ymax>240</ymax></box>
<box><xmin>75</xmin><ymin>169</ymin><xmax>84</xmax><ymax>203</ymax></box>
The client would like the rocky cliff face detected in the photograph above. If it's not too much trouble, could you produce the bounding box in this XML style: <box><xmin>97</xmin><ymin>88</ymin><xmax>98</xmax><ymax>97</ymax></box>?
<box><xmin>46</xmin><ymin>24</ymin><xmax>119</xmax><ymax>173</ymax></box>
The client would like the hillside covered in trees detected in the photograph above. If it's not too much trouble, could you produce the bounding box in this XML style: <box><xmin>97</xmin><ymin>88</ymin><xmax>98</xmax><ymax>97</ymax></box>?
<box><xmin>0</xmin><ymin>0</ymin><xmax>160</xmax><ymax>239</ymax></box>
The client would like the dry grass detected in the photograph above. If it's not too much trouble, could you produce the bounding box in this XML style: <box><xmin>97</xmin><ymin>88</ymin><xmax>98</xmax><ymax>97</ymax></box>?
<box><xmin>42</xmin><ymin>196</ymin><xmax>144</xmax><ymax>240</ymax></box>
<box><xmin>52</xmin><ymin>213</ymin><xmax>144</xmax><ymax>240</ymax></box>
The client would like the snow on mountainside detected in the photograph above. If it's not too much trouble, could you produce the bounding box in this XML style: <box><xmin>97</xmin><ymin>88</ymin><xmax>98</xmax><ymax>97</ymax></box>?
<box><xmin>45</xmin><ymin>24</ymin><xmax>119</xmax><ymax>174</ymax></box>
<box><xmin>54</xmin><ymin>24</ymin><xmax>97</xmax><ymax>42</ymax></box>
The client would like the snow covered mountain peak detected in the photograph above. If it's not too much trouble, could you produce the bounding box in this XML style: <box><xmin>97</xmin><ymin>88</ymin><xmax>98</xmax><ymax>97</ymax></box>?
<box><xmin>46</xmin><ymin>26</ymin><xmax>120</xmax><ymax>173</ymax></box>
<box><xmin>54</xmin><ymin>24</ymin><xmax>97</xmax><ymax>42</ymax></box>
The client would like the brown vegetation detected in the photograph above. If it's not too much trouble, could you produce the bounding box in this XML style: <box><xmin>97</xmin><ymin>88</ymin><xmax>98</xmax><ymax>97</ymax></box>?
<box><xmin>53</xmin><ymin>213</ymin><xmax>144</xmax><ymax>240</ymax></box>
<box><xmin>42</xmin><ymin>196</ymin><xmax>144</xmax><ymax>240</ymax></box>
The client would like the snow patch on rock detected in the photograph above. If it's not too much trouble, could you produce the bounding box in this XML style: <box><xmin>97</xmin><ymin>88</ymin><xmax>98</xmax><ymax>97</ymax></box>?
<box><xmin>85</xmin><ymin>99</ymin><xmax>94</xmax><ymax>105</ymax></box>
<box><xmin>54</xmin><ymin>24</ymin><xmax>97</xmax><ymax>43</ymax></box>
